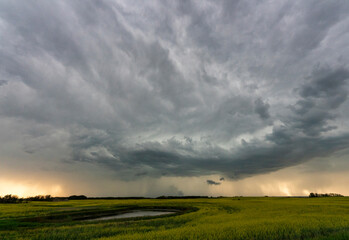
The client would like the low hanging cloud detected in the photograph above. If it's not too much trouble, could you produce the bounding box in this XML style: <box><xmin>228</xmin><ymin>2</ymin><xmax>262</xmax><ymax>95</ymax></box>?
<box><xmin>206</xmin><ymin>180</ymin><xmax>221</xmax><ymax>186</ymax></box>
<box><xmin>0</xmin><ymin>0</ymin><xmax>349</xmax><ymax>185</ymax></box>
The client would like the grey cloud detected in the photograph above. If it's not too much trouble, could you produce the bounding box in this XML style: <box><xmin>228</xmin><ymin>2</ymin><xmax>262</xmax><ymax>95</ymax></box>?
<box><xmin>207</xmin><ymin>180</ymin><xmax>221</xmax><ymax>185</ymax></box>
<box><xmin>291</xmin><ymin>67</ymin><xmax>349</xmax><ymax>136</ymax></box>
<box><xmin>288</xmin><ymin>1</ymin><xmax>349</xmax><ymax>59</ymax></box>
<box><xmin>299</xmin><ymin>68</ymin><xmax>349</xmax><ymax>105</ymax></box>
<box><xmin>254</xmin><ymin>98</ymin><xmax>270</xmax><ymax>120</ymax></box>
<box><xmin>0</xmin><ymin>0</ymin><xmax>349</xmax><ymax>186</ymax></box>
<box><xmin>0</xmin><ymin>80</ymin><xmax>8</xmax><ymax>86</ymax></box>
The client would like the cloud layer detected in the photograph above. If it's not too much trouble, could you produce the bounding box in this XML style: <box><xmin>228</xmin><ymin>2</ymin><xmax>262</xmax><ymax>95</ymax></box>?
<box><xmin>1</xmin><ymin>0</ymin><xmax>349</xmax><ymax>187</ymax></box>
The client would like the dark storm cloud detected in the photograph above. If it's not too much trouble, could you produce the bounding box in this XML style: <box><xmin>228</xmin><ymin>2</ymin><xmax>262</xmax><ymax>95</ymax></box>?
<box><xmin>207</xmin><ymin>180</ymin><xmax>221</xmax><ymax>186</ymax></box>
<box><xmin>291</xmin><ymin>68</ymin><xmax>349</xmax><ymax>136</ymax></box>
<box><xmin>1</xmin><ymin>0</ymin><xmax>349</xmax><ymax>181</ymax></box>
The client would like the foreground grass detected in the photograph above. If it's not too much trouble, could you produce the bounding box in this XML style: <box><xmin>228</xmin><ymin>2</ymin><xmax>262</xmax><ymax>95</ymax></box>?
<box><xmin>1</xmin><ymin>197</ymin><xmax>349</xmax><ymax>239</ymax></box>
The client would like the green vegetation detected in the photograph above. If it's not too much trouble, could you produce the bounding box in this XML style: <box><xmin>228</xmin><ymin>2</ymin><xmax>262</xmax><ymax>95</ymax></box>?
<box><xmin>1</xmin><ymin>197</ymin><xmax>349</xmax><ymax>239</ymax></box>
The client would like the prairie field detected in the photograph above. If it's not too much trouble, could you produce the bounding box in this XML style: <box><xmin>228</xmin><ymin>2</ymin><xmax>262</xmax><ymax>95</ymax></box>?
<box><xmin>1</xmin><ymin>197</ymin><xmax>349</xmax><ymax>240</ymax></box>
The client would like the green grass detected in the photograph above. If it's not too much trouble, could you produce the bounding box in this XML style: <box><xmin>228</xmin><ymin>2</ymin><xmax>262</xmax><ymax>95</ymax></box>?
<box><xmin>1</xmin><ymin>197</ymin><xmax>349</xmax><ymax>239</ymax></box>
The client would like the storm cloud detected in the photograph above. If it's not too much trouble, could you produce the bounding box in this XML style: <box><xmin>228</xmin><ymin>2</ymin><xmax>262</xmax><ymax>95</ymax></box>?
<box><xmin>207</xmin><ymin>180</ymin><xmax>221</xmax><ymax>186</ymax></box>
<box><xmin>1</xmin><ymin>0</ymin><xmax>349</xmax><ymax>187</ymax></box>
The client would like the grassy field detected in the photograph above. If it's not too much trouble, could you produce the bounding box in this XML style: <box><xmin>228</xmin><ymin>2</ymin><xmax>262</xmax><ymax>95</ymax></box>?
<box><xmin>1</xmin><ymin>197</ymin><xmax>349</xmax><ymax>239</ymax></box>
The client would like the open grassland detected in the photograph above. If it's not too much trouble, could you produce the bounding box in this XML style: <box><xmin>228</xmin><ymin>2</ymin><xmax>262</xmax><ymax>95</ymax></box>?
<box><xmin>1</xmin><ymin>197</ymin><xmax>349</xmax><ymax>240</ymax></box>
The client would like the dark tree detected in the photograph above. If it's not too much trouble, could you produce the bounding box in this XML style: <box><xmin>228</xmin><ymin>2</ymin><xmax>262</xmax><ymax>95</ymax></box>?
<box><xmin>68</xmin><ymin>195</ymin><xmax>87</xmax><ymax>200</ymax></box>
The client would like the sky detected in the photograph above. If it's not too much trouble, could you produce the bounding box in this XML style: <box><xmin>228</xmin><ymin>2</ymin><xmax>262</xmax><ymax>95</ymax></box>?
<box><xmin>1</xmin><ymin>0</ymin><xmax>349</xmax><ymax>197</ymax></box>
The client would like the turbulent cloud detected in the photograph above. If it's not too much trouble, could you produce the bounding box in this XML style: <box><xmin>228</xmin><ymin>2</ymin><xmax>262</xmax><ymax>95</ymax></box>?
<box><xmin>1</xmin><ymin>0</ymin><xmax>349</xmax><ymax>190</ymax></box>
<box><xmin>292</xmin><ymin>67</ymin><xmax>349</xmax><ymax>136</ymax></box>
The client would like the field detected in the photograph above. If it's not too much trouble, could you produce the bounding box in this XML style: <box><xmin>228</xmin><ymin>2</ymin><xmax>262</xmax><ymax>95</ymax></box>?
<box><xmin>1</xmin><ymin>197</ymin><xmax>349</xmax><ymax>240</ymax></box>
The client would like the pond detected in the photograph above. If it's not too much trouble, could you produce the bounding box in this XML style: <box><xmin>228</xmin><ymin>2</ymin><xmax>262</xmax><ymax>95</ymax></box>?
<box><xmin>86</xmin><ymin>210</ymin><xmax>176</xmax><ymax>221</ymax></box>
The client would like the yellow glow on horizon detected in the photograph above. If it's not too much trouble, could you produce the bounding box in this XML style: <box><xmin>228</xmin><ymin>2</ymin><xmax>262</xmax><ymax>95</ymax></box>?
<box><xmin>0</xmin><ymin>179</ymin><xmax>63</xmax><ymax>198</ymax></box>
<box><xmin>278</xmin><ymin>183</ymin><xmax>292</xmax><ymax>196</ymax></box>
<box><xmin>2</xmin><ymin>159</ymin><xmax>349</xmax><ymax>198</ymax></box>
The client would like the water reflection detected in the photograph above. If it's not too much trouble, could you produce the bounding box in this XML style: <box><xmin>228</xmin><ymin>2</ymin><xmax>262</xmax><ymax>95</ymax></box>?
<box><xmin>87</xmin><ymin>210</ymin><xmax>175</xmax><ymax>221</ymax></box>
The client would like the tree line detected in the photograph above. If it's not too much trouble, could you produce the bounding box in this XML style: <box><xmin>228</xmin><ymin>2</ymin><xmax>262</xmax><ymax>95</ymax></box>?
<box><xmin>0</xmin><ymin>194</ymin><xmax>55</xmax><ymax>203</ymax></box>
<box><xmin>309</xmin><ymin>192</ymin><xmax>344</xmax><ymax>197</ymax></box>
<box><xmin>0</xmin><ymin>194</ymin><xmax>88</xmax><ymax>203</ymax></box>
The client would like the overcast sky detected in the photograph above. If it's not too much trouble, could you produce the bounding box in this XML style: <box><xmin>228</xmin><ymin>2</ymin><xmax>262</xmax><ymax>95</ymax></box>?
<box><xmin>1</xmin><ymin>0</ymin><xmax>349</xmax><ymax>197</ymax></box>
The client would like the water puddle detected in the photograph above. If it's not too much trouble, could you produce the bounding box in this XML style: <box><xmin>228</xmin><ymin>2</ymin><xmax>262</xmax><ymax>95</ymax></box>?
<box><xmin>86</xmin><ymin>210</ymin><xmax>176</xmax><ymax>221</ymax></box>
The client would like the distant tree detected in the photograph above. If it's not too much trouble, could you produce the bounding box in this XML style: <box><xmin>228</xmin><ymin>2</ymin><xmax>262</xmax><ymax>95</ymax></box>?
<box><xmin>26</xmin><ymin>195</ymin><xmax>53</xmax><ymax>201</ymax></box>
<box><xmin>309</xmin><ymin>192</ymin><xmax>343</xmax><ymax>198</ymax></box>
<box><xmin>44</xmin><ymin>195</ymin><xmax>53</xmax><ymax>201</ymax></box>
<box><xmin>0</xmin><ymin>194</ymin><xmax>20</xmax><ymax>203</ymax></box>
<box><xmin>68</xmin><ymin>195</ymin><xmax>87</xmax><ymax>200</ymax></box>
